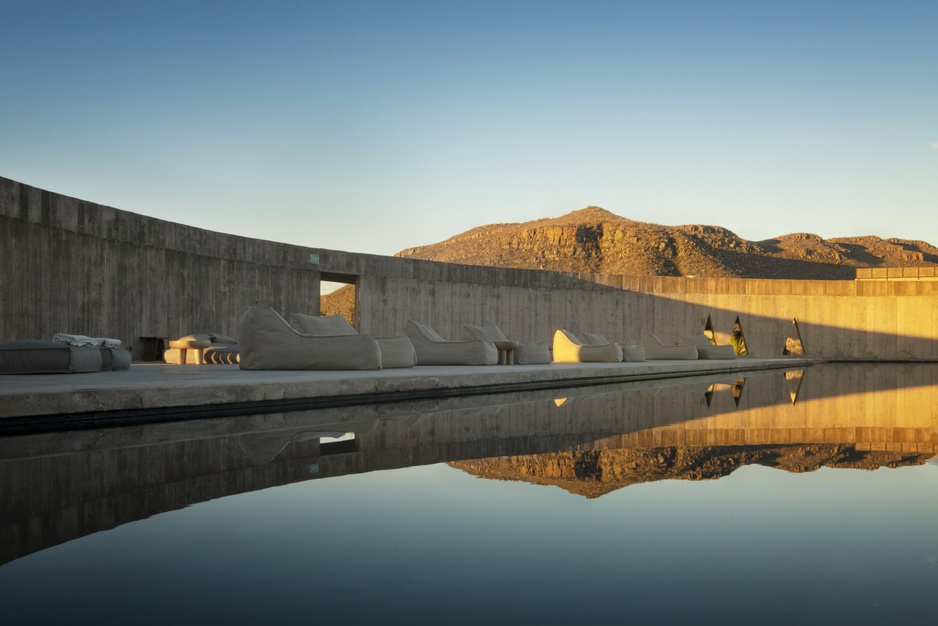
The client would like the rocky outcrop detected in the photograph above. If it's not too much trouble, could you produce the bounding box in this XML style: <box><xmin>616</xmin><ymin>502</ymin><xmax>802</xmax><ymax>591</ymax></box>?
<box><xmin>396</xmin><ymin>207</ymin><xmax>938</xmax><ymax>279</ymax></box>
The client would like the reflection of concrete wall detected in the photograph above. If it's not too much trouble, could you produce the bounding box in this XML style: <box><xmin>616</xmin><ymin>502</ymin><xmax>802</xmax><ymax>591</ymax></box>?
<box><xmin>0</xmin><ymin>435</ymin><xmax>320</xmax><ymax>566</ymax></box>
<box><xmin>3</xmin><ymin>365</ymin><xmax>936</xmax><ymax>566</ymax></box>
<box><xmin>610</xmin><ymin>364</ymin><xmax>938</xmax><ymax>453</ymax></box>
<box><xmin>3</xmin><ymin>176</ymin><xmax>937</xmax><ymax>359</ymax></box>
<box><xmin>322</xmin><ymin>365</ymin><xmax>938</xmax><ymax>478</ymax></box>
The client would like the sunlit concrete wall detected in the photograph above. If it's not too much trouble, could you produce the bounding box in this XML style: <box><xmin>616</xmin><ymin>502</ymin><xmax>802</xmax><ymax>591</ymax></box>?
<box><xmin>2</xmin><ymin>175</ymin><xmax>937</xmax><ymax>360</ymax></box>
<box><xmin>324</xmin><ymin>252</ymin><xmax>938</xmax><ymax>361</ymax></box>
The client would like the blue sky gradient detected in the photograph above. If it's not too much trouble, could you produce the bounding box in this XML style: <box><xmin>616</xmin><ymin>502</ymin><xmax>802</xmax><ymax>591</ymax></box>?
<box><xmin>2</xmin><ymin>1</ymin><xmax>936</xmax><ymax>256</ymax></box>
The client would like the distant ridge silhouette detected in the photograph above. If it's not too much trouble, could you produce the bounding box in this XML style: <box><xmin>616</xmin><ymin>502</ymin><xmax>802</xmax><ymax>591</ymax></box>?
<box><xmin>395</xmin><ymin>207</ymin><xmax>938</xmax><ymax>279</ymax></box>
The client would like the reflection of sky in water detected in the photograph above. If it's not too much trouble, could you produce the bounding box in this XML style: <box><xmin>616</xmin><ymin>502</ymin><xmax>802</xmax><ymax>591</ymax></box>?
<box><xmin>3</xmin><ymin>460</ymin><xmax>937</xmax><ymax>625</ymax></box>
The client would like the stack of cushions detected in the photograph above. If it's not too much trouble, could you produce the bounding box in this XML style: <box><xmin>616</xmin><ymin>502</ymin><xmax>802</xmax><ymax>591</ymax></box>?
<box><xmin>461</xmin><ymin>324</ymin><xmax>552</xmax><ymax>364</ymax></box>
<box><xmin>0</xmin><ymin>336</ymin><xmax>131</xmax><ymax>374</ymax></box>
<box><xmin>288</xmin><ymin>312</ymin><xmax>416</xmax><ymax>369</ymax></box>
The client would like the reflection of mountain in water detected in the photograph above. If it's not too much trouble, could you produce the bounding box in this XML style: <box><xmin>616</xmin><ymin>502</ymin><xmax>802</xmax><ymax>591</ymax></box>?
<box><xmin>3</xmin><ymin>363</ymin><xmax>937</xmax><ymax>566</ymax></box>
<box><xmin>450</xmin><ymin>445</ymin><xmax>934</xmax><ymax>499</ymax></box>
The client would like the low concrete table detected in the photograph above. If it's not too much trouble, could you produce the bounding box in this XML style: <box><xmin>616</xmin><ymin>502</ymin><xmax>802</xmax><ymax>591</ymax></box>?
<box><xmin>167</xmin><ymin>338</ymin><xmax>211</xmax><ymax>365</ymax></box>
<box><xmin>493</xmin><ymin>340</ymin><xmax>520</xmax><ymax>365</ymax></box>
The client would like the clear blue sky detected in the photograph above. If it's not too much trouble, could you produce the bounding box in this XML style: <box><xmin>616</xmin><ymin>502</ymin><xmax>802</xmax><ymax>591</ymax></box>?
<box><xmin>2</xmin><ymin>0</ymin><xmax>937</xmax><ymax>256</ymax></box>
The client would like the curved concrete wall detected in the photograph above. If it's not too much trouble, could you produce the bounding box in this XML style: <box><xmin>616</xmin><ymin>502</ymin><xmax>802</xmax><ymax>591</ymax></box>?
<box><xmin>2</xmin><ymin>175</ymin><xmax>937</xmax><ymax>360</ymax></box>
<box><xmin>1</xmin><ymin>176</ymin><xmax>322</xmax><ymax>357</ymax></box>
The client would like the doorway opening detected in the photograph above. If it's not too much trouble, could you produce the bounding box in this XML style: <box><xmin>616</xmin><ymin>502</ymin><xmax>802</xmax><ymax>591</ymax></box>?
<box><xmin>782</xmin><ymin>318</ymin><xmax>804</xmax><ymax>356</ymax></box>
<box><xmin>320</xmin><ymin>272</ymin><xmax>359</xmax><ymax>328</ymax></box>
<box><xmin>703</xmin><ymin>315</ymin><xmax>716</xmax><ymax>344</ymax></box>
<box><xmin>730</xmin><ymin>316</ymin><xmax>748</xmax><ymax>355</ymax></box>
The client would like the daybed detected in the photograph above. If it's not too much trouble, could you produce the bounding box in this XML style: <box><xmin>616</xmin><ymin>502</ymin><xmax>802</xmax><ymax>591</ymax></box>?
<box><xmin>679</xmin><ymin>335</ymin><xmax>737</xmax><ymax>360</ymax></box>
<box><xmin>405</xmin><ymin>320</ymin><xmax>498</xmax><ymax>365</ymax></box>
<box><xmin>641</xmin><ymin>332</ymin><xmax>699</xmax><ymax>360</ymax></box>
<box><xmin>0</xmin><ymin>340</ymin><xmax>102</xmax><ymax>374</ymax></box>
<box><xmin>289</xmin><ymin>312</ymin><xmax>416</xmax><ymax>369</ymax></box>
<box><xmin>552</xmin><ymin>330</ymin><xmax>622</xmax><ymax>363</ymax></box>
<box><xmin>237</xmin><ymin>302</ymin><xmax>382</xmax><ymax>370</ymax></box>
<box><xmin>0</xmin><ymin>336</ymin><xmax>131</xmax><ymax>374</ymax></box>
<box><xmin>461</xmin><ymin>324</ymin><xmax>552</xmax><ymax>364</ymax></box>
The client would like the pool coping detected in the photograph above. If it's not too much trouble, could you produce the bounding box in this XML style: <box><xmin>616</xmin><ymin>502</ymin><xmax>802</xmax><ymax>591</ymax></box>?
<box><xmin>0</xmin><ymin>357</ymin><xmax>813</xmax><ymax>434</ymax></box>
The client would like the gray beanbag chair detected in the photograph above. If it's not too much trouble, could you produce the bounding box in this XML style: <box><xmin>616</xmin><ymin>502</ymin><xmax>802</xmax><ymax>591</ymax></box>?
<box><xmin>237</xmin><ymin>302</ymin><xmax>382</xmax><ymax>371</ymax></box>
<box><xmin>461</xmin><ymin>324</ymin><xmax>552</xmax><ymax>364</ymax></box>
<box><xmin>289</xmin><ymin>313</ymin><xmax>416</xmax><ymax>369</ymax></box>
<box><xmin>405</xmin><ymin>320</ymin><xmax>498</xmax><ymax>366</ymax></box>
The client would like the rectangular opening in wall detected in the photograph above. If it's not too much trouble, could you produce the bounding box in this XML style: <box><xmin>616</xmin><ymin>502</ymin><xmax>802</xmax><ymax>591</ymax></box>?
<box><xmin>320</xmin><ymin>272</ymin><xmax>359</xmax><ymax>328</ymax></box>
<box><xmin>138</xmin><ymin>337</ymin><xmax>166</xmax><ymax>361</ymax></box>
<box><xmin>319</xmin><ymin>433</ymin><xmax>358</xmax><ymax>455</ymax></box>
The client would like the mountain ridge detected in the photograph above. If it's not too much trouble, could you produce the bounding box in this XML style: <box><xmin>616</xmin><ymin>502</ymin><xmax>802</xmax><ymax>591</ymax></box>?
<box><xmin>396</xmin><ymin>207</ymin><xmax>938</xmax><ymax>279</ymax></box>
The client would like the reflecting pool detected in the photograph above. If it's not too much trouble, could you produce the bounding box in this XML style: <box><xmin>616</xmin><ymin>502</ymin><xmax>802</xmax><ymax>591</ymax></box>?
<box><xmin>2</xmin><ymin>364</ymin><xmax>937</xmax><ymax>624</ymax></box>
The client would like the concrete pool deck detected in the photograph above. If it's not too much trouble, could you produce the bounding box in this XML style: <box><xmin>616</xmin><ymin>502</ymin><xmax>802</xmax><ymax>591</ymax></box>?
<box><xmin>0</xmin><ymin>357</ymin><xmax>812</xmax><ymax>433</ymax></box>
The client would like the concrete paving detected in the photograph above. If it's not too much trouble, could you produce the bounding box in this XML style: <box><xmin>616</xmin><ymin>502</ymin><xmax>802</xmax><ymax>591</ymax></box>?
<box><xmin>0</xmin><ymin>357</ymin><xmax>812</xmax><ymax>432</ymax></box>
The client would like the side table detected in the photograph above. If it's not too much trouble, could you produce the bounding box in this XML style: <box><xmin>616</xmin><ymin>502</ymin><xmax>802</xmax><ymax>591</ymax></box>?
<box><xmin>167</xmin><ymin>338</ymin><xmax>212</xmax><ymax>365</ymax></box>
<box><xmin>493</xmin><ymin>340</ymin><xmax>520</xmax><ymax>365</ymax></box>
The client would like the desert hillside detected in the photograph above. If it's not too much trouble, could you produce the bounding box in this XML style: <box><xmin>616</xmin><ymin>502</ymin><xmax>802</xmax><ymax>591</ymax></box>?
<box><xmin>396</xmin><ymin>207</ymin><xmax>938</xmax><ymax>279</ymax></box>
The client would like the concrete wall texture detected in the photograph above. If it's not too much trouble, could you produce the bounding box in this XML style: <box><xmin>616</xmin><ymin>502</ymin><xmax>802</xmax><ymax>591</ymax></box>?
<box><xmin>3</xmin><ymin>175</ymin><xmax>937</xmax><ymax>361</ymax></box>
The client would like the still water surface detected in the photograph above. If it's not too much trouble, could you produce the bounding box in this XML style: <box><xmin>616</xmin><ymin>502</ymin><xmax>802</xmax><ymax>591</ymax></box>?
<box><xmin>2</xmin><ymin>364</ymin><xmax>937</xmax><ymax>624</ymax></box>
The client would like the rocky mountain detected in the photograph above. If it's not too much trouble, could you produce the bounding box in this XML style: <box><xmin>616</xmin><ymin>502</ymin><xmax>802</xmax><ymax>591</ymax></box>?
<box><xmin>396</xmin><ymin>207</ymin><xmax>938</xmax><ymax>279</ymax></box>
<box><xmin>449</xmin><ymin>445</ymin><xmax>933</xmax><ymax>499</ymax></box>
